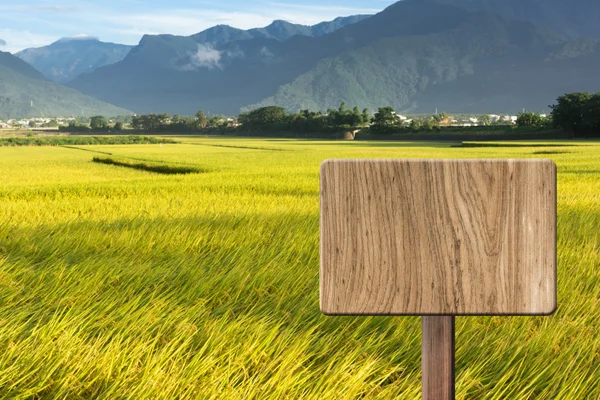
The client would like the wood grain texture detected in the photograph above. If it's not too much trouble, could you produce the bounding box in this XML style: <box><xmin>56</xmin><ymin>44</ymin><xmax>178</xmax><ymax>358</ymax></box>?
<box><xmin>320</xmin><ymin>159</ymin><xmax>556</xmax><ymax>315</ymax></box>
<box><xmin>422</xmin><ymin>316</ymin><xmax>455</xmax><ymax>400</ymax></box>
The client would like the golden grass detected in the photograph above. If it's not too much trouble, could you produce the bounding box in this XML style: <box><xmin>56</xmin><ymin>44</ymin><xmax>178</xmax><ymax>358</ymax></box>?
<box><xmin>0</xmin><ymin>138</ymin><xmax>599</xmax><ymax>399</ymax></box>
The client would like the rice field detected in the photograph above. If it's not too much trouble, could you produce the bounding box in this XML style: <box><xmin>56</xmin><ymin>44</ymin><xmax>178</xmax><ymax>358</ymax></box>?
<box><xmin>0</xmin><ymin>137</ymin><xmax>599</xmax><ymax>399</ymax></box>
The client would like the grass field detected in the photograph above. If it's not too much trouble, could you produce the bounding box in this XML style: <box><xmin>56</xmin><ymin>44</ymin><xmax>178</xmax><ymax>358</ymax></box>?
<box><xmin>0</xmin><ymin>137</ymin><xmax>599</xmax><ymax>399</ymax></box>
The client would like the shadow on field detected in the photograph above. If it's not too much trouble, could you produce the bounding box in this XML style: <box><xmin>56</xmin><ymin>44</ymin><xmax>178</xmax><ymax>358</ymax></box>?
<box><xmin>92</xmin><ymin>157</ymin><xmax>206</xmax><ymax>175</ymax></box>
<box><xmin>192</xmin><ymin>144</ymin><xmax>288</xmax><ymax>152</ymax></box>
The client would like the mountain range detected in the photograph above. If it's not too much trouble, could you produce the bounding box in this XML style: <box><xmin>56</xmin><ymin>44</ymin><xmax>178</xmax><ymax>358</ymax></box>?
<box><xmin>255</xmin><ymin>3</ymin><xmax>600</xmax><ymax>114</ymax></box>
<box><xmin>8</xmin><ymin>0</ymin><xmax>600</xmax><ymax>117</ymax></box>
<box><xmin>0</xmin><ymin>51</ymin><xmax>130</xmax><ymax>119</ymax></box>
<box><xmin>63</xmin><ymin>0</ymin><xmax>600</xmax><ymax>115</ymax></box>
<box><xmin>16</xmin><ymin>37</ymin><xmax>133</xmax><ymax>84</ymax></box>
<box><xmin>2</xmin><ymin>15</ymin><xmax>369</xmax><ymax>118</ymax></box>
<box><xmin>14</xmin><ymin>16</ymin><xmax>369</xmax><ymax>85</ymax></box>
<box><xmin>195</xmin><ymin>16</ymin><xmax>371</xmax><ymax>45</ymax></box>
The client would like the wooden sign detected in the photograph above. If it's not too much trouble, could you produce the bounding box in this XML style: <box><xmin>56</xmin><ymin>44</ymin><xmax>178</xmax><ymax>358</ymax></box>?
<box><xmin>321</xmin><ymin>159</ymin><xmax>556</xmax><ymax>316</ymax></box>
<box><xmin>320</xmin><ymin>159</ymin><xmax>557</xmax><ymax>399</ymax></box>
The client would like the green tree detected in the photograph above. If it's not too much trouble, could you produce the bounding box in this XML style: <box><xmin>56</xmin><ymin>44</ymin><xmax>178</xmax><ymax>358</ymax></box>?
<box><xmin>324</xmin><ymin>103</ymin><xmax>367</xmax><ymax>131</ymax></box>
<box><xmin>550</xmin><ymin>92</ymin><xmax>593</xmax><ymax>135</ymax></box>
<box><xmin>421</xmin><ymin>117</ymin><xmax>439</xmax><ymax>131</ymax></box>
<box><xmin>516</xmin><ymin>111</ymin><xmax>543</xmax><ymax>127</ymax></box>
<box><xmin>207</xmin><ymin>116</ymin><xmax>223</xmax><ymax>128</ymax></box>
<box><xmin>479</xmin><ymin>114</ymin><xmax>491</xmax><ymax>126</ymax></box>
<box><xmin>361</xmin><ymin>108</ymin><xmax>370</xmax><ymax>125</ymax></box>
<box><xmin>371</xmin><ymin>107</ymin><xmax>400</xmax><ymax>133</ymax></box>
<box><xmin>348</xmin><ymin>107</ymin><xmax>362</xmax><ymax>128</ymax></box>
<box><xmin>90</xmin><ymin>116</ymin><xmax>108</xmax><ymax>130</ymax></box>
<box><xmin>61</xmin><ymin>121</ymin><xmax>91</xmax><ymax>133</ymax></box>
<box><xmin>541</xmin><ymin>114</ymin><xmax>554</xmax><ymax>128</ymax></box>
<box><xmin>239</xmin><ymin>106</ymin><xmax>288</xmax><ymax>129</ymax></box>
<box><xmin>289</xmin><ymin>110</ymin><xmax>326</xmax><ymax>132</ymax></box>
<box><xmin>113</xmin><ymin>122</ymin><xmax>124</xmax><ymax>131</ymax></box>
<box><xmin>131</xmin><ymin>115</ymin><xmax>143</xmax><ymax>130</ymax></box>
<box><xmin>584</xmin><ymin>93</ymin><xmax>600</xmax><ymax>135</ymax></box>
<box><xmin>130</xmin><ymin>113</ymin><xmax>169</xmax><ymax>132</ymax></box>
<box><xmin>290</xmin><ymin>113</ymin><xmax>308</xmax><ymax>131</ymax></box>
<box><xmin>195</xmin><ymin>110</ymin><xmax>208</xmax><ymax>129</ymax></box>
<box><xmin>409</xmin><ymin>119</ymin><xmax>422</xmax><ymax>132</ymax></box>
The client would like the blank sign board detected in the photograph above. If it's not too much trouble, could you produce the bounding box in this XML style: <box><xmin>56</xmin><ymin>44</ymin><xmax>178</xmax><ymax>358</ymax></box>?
<box><xmin>320</xmin><ymin>159</ymin><xmax>556</xmax><ymax>316</ymax></box>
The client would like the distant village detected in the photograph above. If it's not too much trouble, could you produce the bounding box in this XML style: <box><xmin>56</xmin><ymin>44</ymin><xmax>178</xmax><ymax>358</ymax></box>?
<box><xmin>392</xmin><ymin>113</ymin><xmax>534</xmax><ymax>127</ymax></box>
<box><xmin>0</xmin><ymin>113</ymin><xmax>544</xmax><ymax>131</ymax></box>
<box><xmin>0</xmin><ymin>117</ymin><xmax>76</xmax><ymax>130</ymax></box>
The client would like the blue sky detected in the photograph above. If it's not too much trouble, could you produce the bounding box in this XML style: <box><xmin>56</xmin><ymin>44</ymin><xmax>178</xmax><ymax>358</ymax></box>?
<box><xmin>0</xmin><ymin>0</ymin><xmax>397</xmax><ymax>53</ymax></box>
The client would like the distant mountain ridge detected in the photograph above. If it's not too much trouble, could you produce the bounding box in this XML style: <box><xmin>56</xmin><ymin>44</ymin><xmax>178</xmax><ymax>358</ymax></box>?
<box><xmin>0</xmin><ymin>51</ymin><xmax>131</xmax><ymax>118</ymax></box>
<box><xmin>189</xmin><ymin>15</ymin><xmax>371</xmax><ymax>45</ymax></box>
<box><xmin>16</xmin><ymin>38</ymin><xmax>133</xmax><ymax>83</ymax></box>
<box><xmin>247</xmin><ymin>16</ymin><xmax>372</xmax><ymax>41</ymax></box>
<box><xmin>432</xmin><ymin>0</ymin><xmax>600</xmax><ymax>39</ymax></box>
<box><xmin>252</xmin><ymin>1</ymin><xmax>598</xmax><ymax>114</ymax></box>
<box><xmin>15</xmin><ymin>15</ymin><xmax>370</xmax><ymax>85</ymax></box>
<box><xmin>117</xmin><ymin>14</ymin><xmax>371</xmax><ymax>70</ymax></box>
<box><xmin>67</xmin><ymin>0</ymin><xmax>600</xmax><ymax>115</ymax></box>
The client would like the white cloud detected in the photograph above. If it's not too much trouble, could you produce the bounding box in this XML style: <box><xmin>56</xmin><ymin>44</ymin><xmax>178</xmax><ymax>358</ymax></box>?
<box><xmin>73</xmin><ymin>33</ymin><xmax>97</xmax><ymax>39</ymax></box>
<box><xmin>58</xmin><ymin>34</ymin><xmax>99</xmax><ymax>42</ymax></box>
<box><xmin>19</xmin><ymin>5</ymin><xmax>79</xmax><ymax>13</ymax></box>
<box><xmin>182</xmin><ymin>44</ymin><xmax>223</xmax><ymax>70</ymax></box>
<box><xmin>180</xmin><ymin>42</ymin><xmax>247</xmax><ymax>71</ymax></box>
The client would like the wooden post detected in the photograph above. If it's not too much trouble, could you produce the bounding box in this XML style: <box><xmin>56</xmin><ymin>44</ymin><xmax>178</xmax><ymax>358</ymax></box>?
<box><xmin>422</xmin><ymin>316</ymin><xmax>455</xmax><ymax>400</ymax></box>
<box><xmin>320</xmin><ymin>159</ymin><xmax>557</xmax><ymax>399</ymax></box>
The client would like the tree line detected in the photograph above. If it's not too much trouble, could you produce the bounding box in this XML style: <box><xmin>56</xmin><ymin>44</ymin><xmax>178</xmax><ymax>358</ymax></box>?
<box><xmin>58</xmin><ymin>116</ymin><xmax>125</xmax><ymax>133</ymax></box>
<box><xmin>0</xmin><ymin>135</ymin><xmax>176</xmax><ymax>147</ymax></box>
<box><xmin>238</xmin><ymin>102</ymin><xmax>370</xmax><ymax>132</ymax></box>
<box><xmin>58</xmin><ymin>113</ymin><xmax>227</xmax><ymax>133</ymax></box>
<box><xmin>514</xmin><ymin>92</ymin><xmax>600</xmax><ymax>137</ymax></box>
<box><xmin>56</xmin><ymin>92</ymin><xmax>600</xmax><ymax>137</ymax></box>
<box><xmin>549</xmin><ymin>92</ymin><xmax>600</xmax><ymax>137</ymax></box>
<box><xmin>130</xmin><ymin>112</ymin><xmax>228</xmax><ymax>132</ymax></box>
